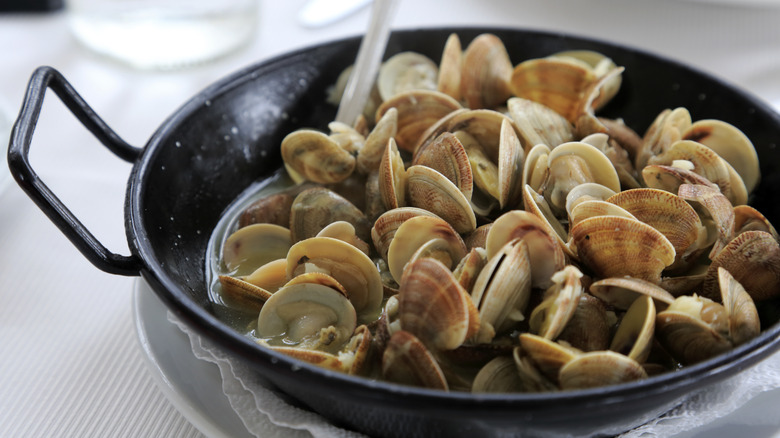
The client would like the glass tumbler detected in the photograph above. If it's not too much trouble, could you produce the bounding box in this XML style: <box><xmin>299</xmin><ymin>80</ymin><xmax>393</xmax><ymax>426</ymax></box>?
<box><xmin>67</xmin><ymin>0</ymin><xmax>258</xmax><ymax>70</ymax></box>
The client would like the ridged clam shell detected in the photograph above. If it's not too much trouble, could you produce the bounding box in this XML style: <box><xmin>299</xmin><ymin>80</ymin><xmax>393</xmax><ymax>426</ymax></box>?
<box><xmin>405</xmin><ymin>164</ymin><xmax>477</xmax><ymax>234</ymax></box>
<box><xmin>558</xmin><ymin>351</ymin><xmax>647</xmax><ymax>390</ymax></box>
<box><xmin>376</xmin><ymin>89</ymin><xmax>462</xmax><ymax>153</ymax></box>
<box><xmin>571</xmin><ymin>215</ymin><xmax>676</xmax><ymax>284</ymax></box>
<box><xmin>399</xmin><ymin>257</ymin><xmax>476</xmax><ymax>350</ymax></box>
<box><xmin>460</xmin><ymin>33</ymin><xmax>513</xmax><ymax>109</ymax></box>
<box><xmin>382</xmin><ymin>330</ymin><xmax>448</xmax><ymax>390</ymax></box>
<box><xmin>412</xmin><ymin>131</ymin><xmax>473</xmax><ymax>201</ymax></box>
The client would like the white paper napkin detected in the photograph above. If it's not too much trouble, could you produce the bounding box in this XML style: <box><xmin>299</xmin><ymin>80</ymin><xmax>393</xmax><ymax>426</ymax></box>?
<box><xmin>170</xmin><ymin>313</ymin><xmax>780</xmax><ymax>438</ymax></box>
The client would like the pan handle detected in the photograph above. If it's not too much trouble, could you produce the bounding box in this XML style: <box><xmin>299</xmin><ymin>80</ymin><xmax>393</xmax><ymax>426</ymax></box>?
<box><xmin>7</xmin><ymin>66</ymin><xmax>143</xmax><ymax>276</ymax></box>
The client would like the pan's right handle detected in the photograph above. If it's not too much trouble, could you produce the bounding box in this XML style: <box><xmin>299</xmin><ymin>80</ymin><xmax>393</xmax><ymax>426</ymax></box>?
<box><xmin>7</xmin><ymin>66</ymin><xmax>144</xmax><ymax>276</ymax></box>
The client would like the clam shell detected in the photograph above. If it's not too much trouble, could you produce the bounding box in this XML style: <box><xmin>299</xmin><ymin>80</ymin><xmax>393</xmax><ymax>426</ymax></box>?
<box><xmin>371</xmin><ymin>207</ymin><xmax>441</xmax><ymax>262</ymax></box>
<box><xmin>376</xmin><ymin>89</ymin><xmax>462</xmax><ymax>153</ymax></box>
<box><xmin>718</xmin><ymin>267</ymin><xmax>760</xmax><ymax>346</ymax></box>
<box><xmin>356</xmin><ymin>107</ymin><xmax>398</xmax><ymax>175</ymax></box>
<box><xmin>507</xmin><ymin>97</ymin><xmax>574</xmax><ymax>149</ymax></box>
<box><xmin>486</xmin><ymin>210</ymin><xmax>566</xmax><ymax>289</ymax></box>
<box><xmin>399</xmin><ymin>258</ymin><xmax>475</xmax><ymax>350</ymax></box>
<box><xmin>472</xmin><ymin>356</ymin><xmax>524</xmax><ymax>393</ymax></box>
<box><xmin>286</xmin><ymin>236</ymin><xmax>383</xmax><ymax>322</ymax></box>
<box><xmin>557</xmin><ymin>294</ymin><xmax>611</xmax><ymax>352</ymax></box>
<box><xmin>405</xmin><ymin>164</ymin><xmax>477</xmax><ymax>234</ymax></box>
<box><xmin>682</xmin><ymin>119</ymin><xmax>760</xmax><ymax>193</ymax></box>
<box><xmin>677</xmin><ymin>183</ymin><xmax>735</xmax><ymax>260</ymax></box>
<box><xmin>655</xmin><ymin>295</ymin><xmax>732</xmax><ymax>365</ymax></box>
<box><xmin>471</xmin><ymin>239</ymin><xmax>532</xmax><ymax>343</ymax></box>
<box><xmin>607</xmin><ymin>188</ymin><xmax>703</xmax><ymax>266</ymax></box>
<box><xmin>217</xmin><ymin>275</ymin><xmax>273</xmax><ymax>312</ymax></box>
<box><xmin>378</xmin><ymin>138</ymin><xmax>407</xmax><ymax>210</ymax></box>
<box><xmin>222</xmin><ymin>223</ymin><xmax>292</xmax><ymax>276</ymax></box>
<box><xmin>382</xmin><ymin>330</ymin><xmax>449</xmax><ymax>390</ymax></box>
<box><xmin>377</xmin><ymin>51</ymin><xmax>439</xmax><ymax>101</ymax></box>
<box><xmin>558</xmin><ymin>351</ymin><xmax>647</xmax><ymax>390</ymax></box>
<box><xmin>386</xmin><ymin>215</ymin><xmax>467</xmax><ymax>284</ymax></box>
<box><xmin>703</xmin><ymin>230</ymin><xmax>780</xmax><ymax>302</ymax></box>
<box><xmin>289</xmin><ymin>186</ymin><xmax>371</xmax><ymax>243</ymax></box>
<box><xmin>570</xmin><ymin>215</ymin><xmax>676</xmax><ymax>284</ymax></box>
<box><xmin>497</xmin><ymin>118</ymin><xmax>525</xmax><ymax>209</ymax></box>
<box><xmin>509</xmin><ymin>56</ymin><xmax>596</xmax><ymax>123</ymax></box>
<box><xmin>589</xmin><ymin>277</ymin><xmax>675</xmax><ymax>311</ymax></box>
<box><xmin>636</xmin><ymin>107</ymin><xmax>692</xmax><ymax>170</ymax></box>
<box><xmin>256</xmin><ymin>282</ymin><xmax>357</xmax><ymax>352</ymax></box>
<box><xmin>281</xmin><ymin>129</ymin><xmax>356</xmax><ymax>184</ymax></box>
<box><xmin>412</xmin><ymin>131</ymin><xmax>474</xmax><ymax>201</ymax></box>
<box><xmin>610</xmin><ymin>295</ymin><xmax>655</xmax><ymax>363</ymax></box>
<box><xmin>437</xmin><ymin>33</ymin><xmax>463</xmax><ymax>101</ymax></box>
<box><xmin>518</xmin><ymin>333</ymin><xmax>580</xmax><ymax>384</ymax></box>
<box><xmin>460</xmin><ymin>33</ymin><xmax>514</xmax><ymax>109</ymax></box>
<box><xmin>528</xmin><ymin>266</ymin><xmax>584</xmax><ymax>341</ymax></box>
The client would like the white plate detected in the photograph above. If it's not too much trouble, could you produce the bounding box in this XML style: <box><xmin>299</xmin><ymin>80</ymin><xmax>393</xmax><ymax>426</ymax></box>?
<box><xmin>133</xmin><ymin>279</ymin><xmax>255</xmax><ymax>438</ymax></box>
<box><xmin>133</xmin><ymin>278</ymin><xmax>780</xmax><ymax>438</ymax></box>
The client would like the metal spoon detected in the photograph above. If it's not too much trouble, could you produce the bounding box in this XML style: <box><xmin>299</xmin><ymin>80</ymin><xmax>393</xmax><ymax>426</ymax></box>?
<box><xmin>334</xmin><ymin>0</ymin><xmax>398</xmax><ymax>125</ymax></box>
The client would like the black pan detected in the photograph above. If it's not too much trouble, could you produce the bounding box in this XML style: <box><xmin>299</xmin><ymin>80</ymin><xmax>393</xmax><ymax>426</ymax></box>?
<box><xmin>9</xmin><ymin>27</ymin><xmax>780</xmax><ymax>438</ymax></box>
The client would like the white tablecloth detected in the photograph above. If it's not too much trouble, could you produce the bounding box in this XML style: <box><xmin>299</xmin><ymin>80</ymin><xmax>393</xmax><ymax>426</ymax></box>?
<box><xmin>2</xmin><ymin>1</ymin><xmax>780</xmax><ymax>437</ymax></box>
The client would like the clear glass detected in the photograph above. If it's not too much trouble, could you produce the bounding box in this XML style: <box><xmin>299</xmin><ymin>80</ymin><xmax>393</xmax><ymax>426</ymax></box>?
<box><xmin>67</xmin><ymin>0</ymin><xmax>258</xmax><ymax>70</ymax></box>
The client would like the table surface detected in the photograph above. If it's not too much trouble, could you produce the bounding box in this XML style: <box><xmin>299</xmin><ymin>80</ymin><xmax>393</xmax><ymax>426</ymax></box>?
<box><xmin>3</xmin><ymin>1</ymin><xmax>780</xmax><ymax>437</ymax></box>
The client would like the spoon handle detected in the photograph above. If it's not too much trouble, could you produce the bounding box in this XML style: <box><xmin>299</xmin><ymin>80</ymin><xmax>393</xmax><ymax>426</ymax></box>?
<box><xmin>335</xmin><ymin>0</ymin><xmax>398</xmax><ymax>125</ymax></box>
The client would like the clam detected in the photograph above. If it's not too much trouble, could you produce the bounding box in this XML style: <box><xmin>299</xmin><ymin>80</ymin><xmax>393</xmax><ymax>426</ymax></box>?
<box><xmin>286</xmin><ymin>236</ymin><xmax>383</xmax><ymax>322</ymax></box>
<box><xmin>452</xmin><ymin>247</ymin><xmax>488</xmax><ymax>292</ymax></box>
<box><xmin>635</xmin><ymin>107</ymin><xmax>692</xmax><ymax>171</ymax></box>
<box><xmin>485</xmin><ymin>210</ymin><xmax>566</xmax><ymax>289</ymax></box>
<box><xmin>655</xmin><ymin>294</ymin><xmax>733</xmax><ymax>365</ymax></box>
<box><xmin>589</xmin><ymin>277</ymin><xmax>675</xmax><ymax>311</ymax></box>
<box><xmin>522</xmin><ymin>184</ymin><xmax>570</xmax><ymax>257</ymax></box>
<box><xmin>281</xmin><ymin>129</ymin><xmax>356</xmax><ymax>184</ymax></box>
<box><xmin>376</xmin><ymin>89</ymin><xmax>462</xmax><ymax>153</ymax></box>
<box><xmin>382</xmin><ymin>330</ymin><xmax>449</xmax><ymax>390</ymax></box>
<box><xmin>378</xmin><ymin>138</ymin><xmax>407</xmax><ymax>210</ymax></box>
<box><xmin>607</xmin><ymin>188</ymin><xmax>705</xmax><ymax>268</ymax></box>
<box><xmin>682</xmin><ymin>119</ymin><xmax>760</xmax><ymax>193</ymax></box>
<box><xmin>256</xmin><ymin>281</ymin><xmax>357</xmax><ymax>353</ymax></box>
<box><xmin>412</xmin><ymin>131</ymin><xmax>474</xmax><ymax>200</ymax></box>
<box><xmin>238</xmin><ymin>191</ymin><xmax>295</xmax><ymax>228</ymax></box>
<box><xmin>552</xmin><ymin>50</ymin><xmax>622</xmax><ymax>111</ymax></box>
<box><xmin>677</xmin><ymin>183</ymin><xmax>735</xmax><ymax>259</ymax></box>
<box><xmin>472</xmin><ymin>356</ymin><xmax>524</xmax><ymax>393</ymax></box>
<box><xmin>261</xmin><ymin>324</ymin><xmax>372</xmax><ymax>374</ymax></box>
<box><xmin>556</xmin><ymin>294</ymin><xmax>612</xmax><ymax>352</ymax></box>
<box><xmin>702</xmin><ymin>230</ymin><xmax>780</xmax><ymax>302</ymax></box>
<box><xmin>558</xmin><ymin>351</ymin><xmax>647</xmax><ymax>390</ymax></box>
<box><xmin>377</xmin><ymin>51</ymin><xmax>439</xmax><ymax>102</ymax></box>
<box><xmin>289</xmin><ymin>186</ymin><xmax>371</xmax><ymax>243</ymax></box>
<box><xmin>222</xmin><ymin>223</ymin><xmax>292</xmax><ymax>276</ymax></box>
<box><xmin>460</xmin><ymin>33</ymin><xmax>514</xmax><ymax>109</ymax></box>
<box><xmin>542</xmin><ymin>141</ymin><xmax>621</xmax><ymax>216</ymax></box>
<box><xmin>398</xmin><ymin>257</ymin><xmax>478</xmax><ymax>350</ymax></box>
<box><xmin>509</xmin><ymin>56</ymin><xmax>597</xmax><ymax>123</ymax></box>
<box><xmin>386</xmin><ymin>215</ymin><xmax>467</xmax><ymax>284</ymax></box>
<box><xmin>522</xmin><ymin>143</ymin><xmax>551</xmax><ymax>192</ymax></box>
<box><xmin>217</xmin><ymin>275</ymin><xmax>273</xmax><ymax>312</ymax></box>
<box><xmin>371</xmin><ymin>207</ymin><xmax>441</xmax><ymax>262</ymax></box>
<box><xmin>528</xmin><ymin>266</ymin><xmax>585</xmax><ymax>341</ymax></box>
<box><xmin>517</xmin><ymin>333</ymin><xmax>580</xmax><ymax>384</ymax></box>
<box><xmin>356</xmin><ymin>107</ymin><xmax>398</xmax><ymax>175</ymax></box>
<box><xmin>565</xmin><ymin>182</ymin><xmax>617</xmax><ymax>223</ymax></box>
<box><xmin>570</xmin><ymin>215</ymin><xmax>676</xmax><ymax>283</ymax></box>
<box><xmin>648</xmin><ymin>140</ymin><xmax>747</xmax><ymax>206</ymax></box>
<box><xmin>405</xmin><ymin>164</ymin><xmax>477</xmax><ymax>233</ymax></box>
<box><xmin>437</xmin><ymin>33</ymin><xmax>463</xmax><ymax>101</ymax></box>
<box><xmin>315</xmin><ymin>220</ymin><xmax>370</xmax><ymax>256</ymax></box>
<box><xmin>507</xmin><ymin>97</ymin><xmax>574</xmax><ymax>149</ymax></box>
<box><xmin>609</xmin><ymin>295</ymin><xmax>655</xmax><ymax>363</ymax></box>
<box><xmin>471</xmin><ymin>239</ymin><xmax>532</xmax><ymax>344</ymax></box>
<box><xmin>733</xmin><ymin>205</ymin><xmax>780</xmax><ymax>240</ymax></box>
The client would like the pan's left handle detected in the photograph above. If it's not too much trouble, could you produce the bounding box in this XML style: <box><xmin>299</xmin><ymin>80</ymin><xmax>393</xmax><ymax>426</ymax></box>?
<box><xmin>7</xmin><ymin>66</ymin><xmax>144</xmax><ymax>276</ymax></box>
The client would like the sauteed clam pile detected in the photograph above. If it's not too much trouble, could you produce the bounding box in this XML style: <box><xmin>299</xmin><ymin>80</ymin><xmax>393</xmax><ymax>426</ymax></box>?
<box><xmin>209</xmin><ymin>33</ymin><xmax>779</xmax><ymax>393</ymax></box>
